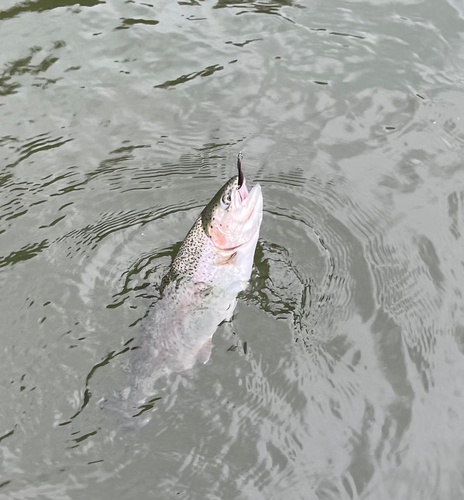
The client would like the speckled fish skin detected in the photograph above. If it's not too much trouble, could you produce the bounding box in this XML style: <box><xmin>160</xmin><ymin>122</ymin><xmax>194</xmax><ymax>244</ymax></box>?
<box><xmin>121</xmin><ymin>156</ymin><xmax>263</xmax><ymax>418</ymax></box>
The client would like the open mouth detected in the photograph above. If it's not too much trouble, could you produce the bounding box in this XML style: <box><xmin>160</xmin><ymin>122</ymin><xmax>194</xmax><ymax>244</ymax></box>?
<box><xmin>238</xmin><ymin>182</ymin><xmax>249</xmax><ymax>203</ymax></box>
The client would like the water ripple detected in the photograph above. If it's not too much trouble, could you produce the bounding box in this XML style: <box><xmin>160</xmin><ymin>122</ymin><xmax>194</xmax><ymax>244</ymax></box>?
<box><xmin>0</xmin><ymin>239</ymin><xmax>49</xmax><ymax>268</ymax></box>
<box><xmin>59</xmin><ymin>202</ymin><xmax>200</xmax><ymax>257</ymax></box>
<box><xmin>0</xmin><ymin>42</ymin><xmax>66</xmax><ymax>95</ymax></box>
<box><xmin>6</xmin><ymin>133</ymin><xmax>73</xmax><ymax>169</ymax></box>
<box><xmin>115</xmin><ymin>18</ymin><xmax>160</xmax><ymax>31</ymax></box>
<box><xmin>0</xmin><ymin>1</ymin><xmax>101</xmax><ymax>22</ymax></box>
<box><xmin>154</xmin><ymin>63</ymin><xmax>225</xmax><ymax>89</ymax></box>
<box><xmin>1</xmin><ymin>0</ymin><xmax>463</xmax><ymax>497</ymax></box>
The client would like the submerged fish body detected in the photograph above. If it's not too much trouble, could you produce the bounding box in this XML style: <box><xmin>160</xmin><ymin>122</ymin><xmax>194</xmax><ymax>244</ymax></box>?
<box><xmin>118</xmin><ymin>154</ymin><xmax>263</xmax><ymax>416</ymax></box>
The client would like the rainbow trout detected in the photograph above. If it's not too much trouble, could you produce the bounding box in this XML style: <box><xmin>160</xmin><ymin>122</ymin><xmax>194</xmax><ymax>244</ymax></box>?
<box><xmin>109</xmin><ymin>153</ymin><xmax>263</xmax><ymax>419</ymax></box>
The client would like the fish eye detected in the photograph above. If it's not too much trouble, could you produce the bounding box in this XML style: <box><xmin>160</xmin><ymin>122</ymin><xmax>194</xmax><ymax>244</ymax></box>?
<box><xmin>221</xmin><ymin>192</ymin><xmax>231</xmax><ymax>209</ymax></box>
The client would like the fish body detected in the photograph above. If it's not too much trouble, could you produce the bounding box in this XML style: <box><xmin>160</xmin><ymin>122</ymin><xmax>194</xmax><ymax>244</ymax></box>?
<box><xmin>112</xmin><ymin>154</ymin><xmax>263</xmax><ymax>418</ymax></box>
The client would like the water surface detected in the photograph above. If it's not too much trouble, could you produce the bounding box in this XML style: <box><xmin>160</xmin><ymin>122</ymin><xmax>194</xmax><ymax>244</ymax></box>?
<box><xmin>1</xmin><ymin>0</ymin><xmax>464</xmax><ymax>498</ymax></box>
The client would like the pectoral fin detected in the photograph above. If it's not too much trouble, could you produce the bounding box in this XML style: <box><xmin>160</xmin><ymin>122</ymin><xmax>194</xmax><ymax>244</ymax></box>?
<box><xmin>196</xmin><ymin>338</ymin><xmax>213</xmax><ymax>364</ymax></box>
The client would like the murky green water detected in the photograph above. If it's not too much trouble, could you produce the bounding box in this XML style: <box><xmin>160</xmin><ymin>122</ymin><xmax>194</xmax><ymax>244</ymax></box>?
<box><xmin>1</xmin><ymin>0</ymin><xmax>464</xmax><ymax>498</ymax></box>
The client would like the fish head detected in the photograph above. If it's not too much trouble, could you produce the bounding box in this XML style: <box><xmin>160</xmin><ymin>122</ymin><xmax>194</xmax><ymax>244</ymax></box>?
<box><xmin>201</xmin><ymin>170</ymin><xmax>263</xmax><ymax>259</ymax></box>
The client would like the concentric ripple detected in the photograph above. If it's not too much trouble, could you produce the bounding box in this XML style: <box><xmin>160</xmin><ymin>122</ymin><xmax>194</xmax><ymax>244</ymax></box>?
<box><xmin>1</xmin><ymin>0</ymin><xmax>464</xmax><ymax>498</ymax></box>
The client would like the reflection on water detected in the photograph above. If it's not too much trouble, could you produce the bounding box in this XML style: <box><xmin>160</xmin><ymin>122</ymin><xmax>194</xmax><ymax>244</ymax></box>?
<box><xmin>1</xmin><ymin>0</ymin><xmax>464</xmax><ymax>498</ymax></box>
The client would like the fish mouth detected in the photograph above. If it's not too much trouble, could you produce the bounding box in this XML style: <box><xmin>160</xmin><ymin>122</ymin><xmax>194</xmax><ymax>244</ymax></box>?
<box><xmin>238</xmin><ymin>178</ymin><xmax>248</xmax><ymax>202</ymax></box>
<box><xmin>240</xmin><ymin>182</ymin><xmax>262</xmax><ymax>221</ymax></box>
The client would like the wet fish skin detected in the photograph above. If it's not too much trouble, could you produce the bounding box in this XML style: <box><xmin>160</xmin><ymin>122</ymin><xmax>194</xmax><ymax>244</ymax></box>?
<box><xmin>110</xmin><ymin>155</ymin><xmax>263</xmax><ymax>419</ymax></box>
